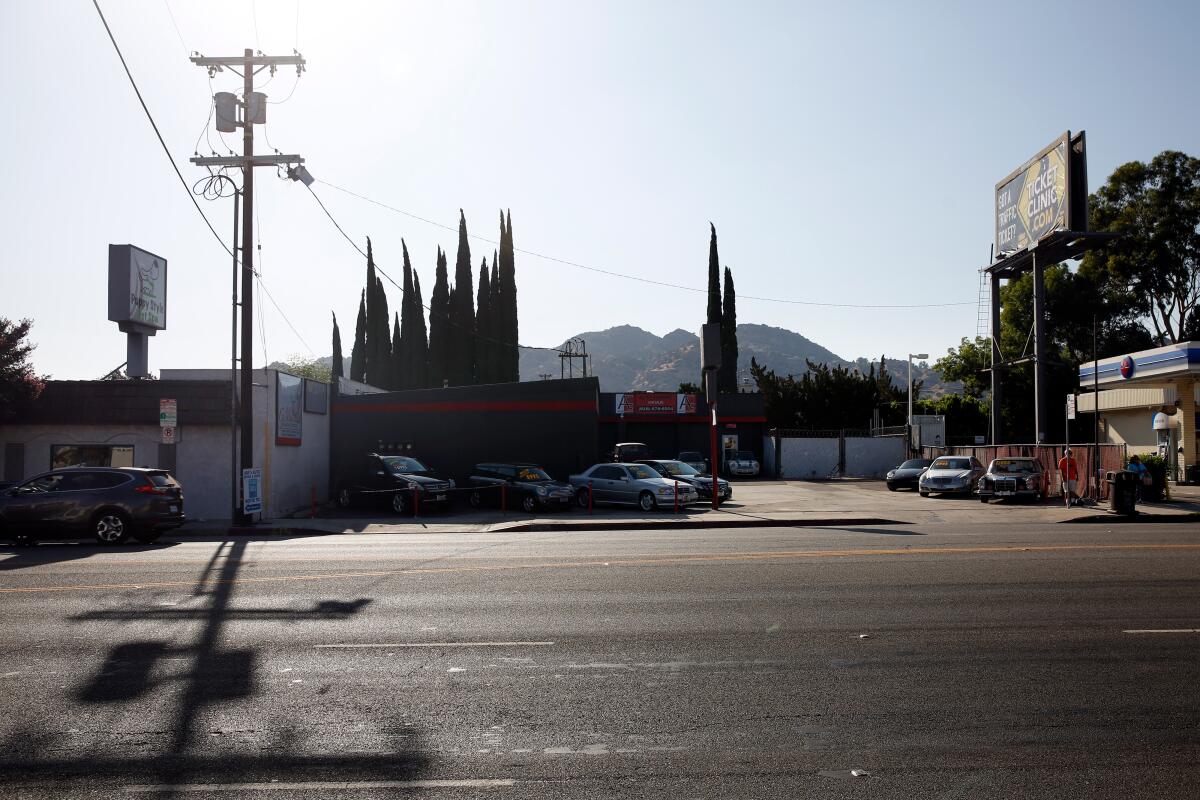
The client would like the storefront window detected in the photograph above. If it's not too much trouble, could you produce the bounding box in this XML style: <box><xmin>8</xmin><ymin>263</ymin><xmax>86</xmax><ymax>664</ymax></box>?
<box><xmin>51</xmin><ymin>445</ymin><xmax>134</xmax><ymax>469</ymax></box>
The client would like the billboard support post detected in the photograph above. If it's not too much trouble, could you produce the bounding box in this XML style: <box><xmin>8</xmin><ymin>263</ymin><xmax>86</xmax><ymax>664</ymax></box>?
<box><xmin>1032</xmin><ymin>249</ymin><xmax>1047</xmax><ymax>443</ymax></box>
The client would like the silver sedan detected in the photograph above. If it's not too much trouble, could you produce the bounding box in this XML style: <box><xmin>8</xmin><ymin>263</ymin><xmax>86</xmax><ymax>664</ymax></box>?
<box><xmin>918</xmin><ymin>456</ymin><xmax>985</xmax><ymax>497</ymax></box>
<box><xmin>568</xmin><ymin>463</ymin><xmax>699</xmax><ymax>511</ymax></box>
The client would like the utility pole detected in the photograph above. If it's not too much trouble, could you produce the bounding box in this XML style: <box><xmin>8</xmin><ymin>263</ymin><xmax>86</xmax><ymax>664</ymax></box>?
<box><xmin>190</xmin><ymin>49</ymin><xmax>307</xmax><ymax>524</ymax></box>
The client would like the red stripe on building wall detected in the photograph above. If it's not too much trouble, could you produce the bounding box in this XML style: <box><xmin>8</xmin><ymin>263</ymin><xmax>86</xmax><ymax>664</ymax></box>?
<box><xmin>332</xmin><ymin>399</ymin><xmax>597</xmax><ymax>414</ymax></box>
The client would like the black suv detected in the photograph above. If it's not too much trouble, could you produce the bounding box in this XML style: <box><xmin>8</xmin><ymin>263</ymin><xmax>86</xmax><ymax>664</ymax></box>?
<box><xmin>335</xmin><ymin>454</ymin><xmax>454</xmax><ymax>515</ymax></box>
<box><xmin>0</xmin><ymin>467</ymin><xmax>185</xmax><ymax>545</ymax></box>
<box><xmin>466</xmin><ymin>463</ymin><xmax>575</xmax><ymax>513</ymax></box>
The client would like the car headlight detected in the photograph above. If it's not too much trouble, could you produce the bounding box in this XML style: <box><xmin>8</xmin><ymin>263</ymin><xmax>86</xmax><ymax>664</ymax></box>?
<box><xmin>658</xmin><ymin>487</ymin><xmax>674</xmax><ymax>495</ymax></box>
<box><xmin>887</xmin><ymin>471</ymin><xmax>895</xmax><ymax>478</ymax></box>
<box><xmin>448</xmin><ymin>478</ymin><xmax>456</xmax><ymax>488</ymax></box>
<box><xmin>536</xmin><ymin>486</ymin><xmax>548</xmax><ymax>496</ymax></box>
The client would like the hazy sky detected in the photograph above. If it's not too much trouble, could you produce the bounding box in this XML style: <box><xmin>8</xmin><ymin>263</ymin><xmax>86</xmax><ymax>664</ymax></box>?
<box><xmin>3</xmin><ymin>1</ymin><xmax>1197</xmax><ymax>380</ymax></box>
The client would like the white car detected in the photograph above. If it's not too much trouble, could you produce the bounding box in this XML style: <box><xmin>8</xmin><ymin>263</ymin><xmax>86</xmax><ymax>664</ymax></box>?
<box><xmin>725</xmin><ymin>451</ymin><xmax>760</xmax><ymax>477</ymax></box>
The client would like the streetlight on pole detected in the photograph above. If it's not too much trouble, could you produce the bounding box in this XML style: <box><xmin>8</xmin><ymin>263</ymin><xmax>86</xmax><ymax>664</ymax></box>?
<box><xmin>907</xmin><ymin>353</ymin><xmax>928</xmax><ymax>427</ymax></box>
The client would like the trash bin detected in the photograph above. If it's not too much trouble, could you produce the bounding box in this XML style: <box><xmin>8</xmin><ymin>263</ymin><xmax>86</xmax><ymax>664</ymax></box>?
<box><xmin>1185</xmin><ymin>464</ymin><xmax>1199</xmax><ymax>486</ymax></box>
<box><xmin>1106</xmin><ymin>470</ymin><xmax>1138</xmax><ymax>515</ymax></box>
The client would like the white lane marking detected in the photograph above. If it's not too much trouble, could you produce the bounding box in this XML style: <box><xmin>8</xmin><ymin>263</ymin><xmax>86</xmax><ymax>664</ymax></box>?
<box><xmin>124</xmin><ymin>778</ymin><xmax>517</xmax><ymax>792</ymax></box>
<box><xmin>315</xmin><ymin>642</ymin><xmax>555</xmax><ymax>648</ymax></box>
<box><xmin>1123</xmin><ymin>629</ymin><xmax>1200</xmax><ymax>634</ymax></box>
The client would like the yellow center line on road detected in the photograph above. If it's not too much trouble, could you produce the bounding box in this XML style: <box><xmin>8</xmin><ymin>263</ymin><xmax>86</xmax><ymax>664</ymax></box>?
<box><xmin>2</xmin><ymin>542</ymin><xmax>1199</xmax><ymax>595</ymax></box>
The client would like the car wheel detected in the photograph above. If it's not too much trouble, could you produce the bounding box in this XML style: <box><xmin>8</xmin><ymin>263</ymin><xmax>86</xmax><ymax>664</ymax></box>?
<box><xmin>391</xmin><ymin>492</ymin><xmax>409</xmax><ymax>515</ymax></box>
<box><xmin>638</xmin><ymin>491</ymin><xmax>656</xmax><ymax>512</ymax></box>
<box><xmin>576</xmin><ymin>488</ymin><xmax>591</xmax><ymax>508</ymax></box>
<box><xmin>9</xmin><ymin>530</ymin><xmax>34</xmax><ymax>547</ymax></box>
<box><xmin>522</xmin><ymin>494</ymin><xmax>537</xmax><ymax>513</ymax></box>
<box><xmin>93</xmin><ymin>511</ymin><xmax>131</xmax><ymax>544</ymax></box>
<box><xmin>336</xmin><ymin>487</ymin><xmax>352</xmax><ymax>509</ymax></box>
<box><xmin>887</xmin><ymin>483</ymin><xmax>897</xmax><ymax>492</ymax></box>
<box><xmin>134</xmin><ymin>530</ymin><xmax>162</xmax><ymax>544</ymax></box>
<box><xmin>468</xmin><ymin>490</ymin><xmax>482</xmax><ymax>508</ymax></box>
<box><xmin>919</xmin><ymin>491</ymin><xmax>930</xmax><ymax>498</ymax></box>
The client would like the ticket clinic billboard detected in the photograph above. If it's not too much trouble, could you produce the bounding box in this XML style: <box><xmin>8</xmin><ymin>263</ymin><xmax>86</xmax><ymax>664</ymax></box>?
<box><xmin>995</xmin><ymin>131</ymin><xmax>1086</xmax><ymax>256</ymax></box>
<box><xmin>108</xmin><ymin>244</ymin><xmax>167</xmax><ymax>330</ymax></box>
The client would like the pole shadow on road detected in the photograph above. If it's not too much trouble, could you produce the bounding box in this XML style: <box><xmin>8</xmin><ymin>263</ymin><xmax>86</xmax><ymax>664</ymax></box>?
<box><xmin>0</xmin><ymin>537</ymin><xmax>431</xmax><ymax>795</ymax></box>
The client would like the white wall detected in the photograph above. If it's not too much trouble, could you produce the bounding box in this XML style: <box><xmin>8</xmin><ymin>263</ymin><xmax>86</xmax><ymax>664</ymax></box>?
<box><xmin>844</xmin><ymin>436</ymin><xmax>906</xmax><ymax>478</ymax></box>
<box><xmin>780</xmin><ymin>438</ymin><xmax>839</xmax><ymax>479</ymax></box>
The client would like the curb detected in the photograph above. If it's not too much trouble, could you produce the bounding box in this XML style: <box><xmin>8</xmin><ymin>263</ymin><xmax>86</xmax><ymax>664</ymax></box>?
<box><xmin>494</xmin><ymin>517</ymin><xmax>905</xmax><ymax>533</ymax></box>
<box><xmin>1060</xmin><ymin>512</ymin><xmax>1200</xmax><ymax>524</ymax></box>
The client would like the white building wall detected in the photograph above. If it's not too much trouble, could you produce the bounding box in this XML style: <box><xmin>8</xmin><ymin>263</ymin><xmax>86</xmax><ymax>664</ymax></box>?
<box><xmin>844</xmin><ymin>437</ymin><xmax>906</xmax><ymax>478</ymax></box>
<box><xmin>779</xmin><ymin>438</ymin><xmax>839</xmax><ymax>479</ymax></box>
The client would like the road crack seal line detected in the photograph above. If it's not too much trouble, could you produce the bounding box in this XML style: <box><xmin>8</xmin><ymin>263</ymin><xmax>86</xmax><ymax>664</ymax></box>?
<box><xmin>4</xmin><ymin>542</ymin><xmax>1200</xmax><ymax>594</ymax></box>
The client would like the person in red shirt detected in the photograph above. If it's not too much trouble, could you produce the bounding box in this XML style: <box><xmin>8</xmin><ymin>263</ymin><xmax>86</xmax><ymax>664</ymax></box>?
<box><xmin>1058</xmin><ymin>448</ymin><xmax>1080</xmax><ymax>504</ymax></box>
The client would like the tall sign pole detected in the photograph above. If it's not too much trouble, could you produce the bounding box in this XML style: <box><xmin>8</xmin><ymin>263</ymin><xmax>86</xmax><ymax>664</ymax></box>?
<box><xmin>700</xmin><ymin>323</ymin><xmax>721</xmax><ymax>510</ymax></box>
<box><xmin>189</xmin><ymin>49</ymin><xmax>306</xmax><ymax>523</ymax></box>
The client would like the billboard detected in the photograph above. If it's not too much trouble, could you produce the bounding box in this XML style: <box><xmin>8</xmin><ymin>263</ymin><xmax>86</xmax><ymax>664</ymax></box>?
<box><xmin>995</xmin><ymin>132</ymin><xmax>1086</xmax><ymax>255</ymax></box>
<box><xmin>615</xmin><ymin>393</ymin><xmax>678</xmax><ymax>415</ymax></box>
<box><xmin>276</xmin><ymin>372</ymin><xmax>303</xmax><ymax>446</ymax></box>
<box><xmin>108</xmin><ymin>244</ymin><xmax>167</xmax><ymax>330</ymax></box>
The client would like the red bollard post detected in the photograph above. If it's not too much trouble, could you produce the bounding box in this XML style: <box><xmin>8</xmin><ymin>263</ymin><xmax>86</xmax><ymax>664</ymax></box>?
<box><xmin>588</xmin><ymin>480</ymin><xmax>594</xmax><ymax>515</ymax></box>
<box><xmin>412</xmin><ymin>485</ymin><xmax>419</xmax><ymax>518</ymax></box>
<box><xmin>674</xmin><ymin>480</ymin><xmax>679</xmax><ymax>513</ymax></box>
<box><xmin>501</xmin><ymin>483</ymin><xmax>507</xmax><ymax>514</ymax></box>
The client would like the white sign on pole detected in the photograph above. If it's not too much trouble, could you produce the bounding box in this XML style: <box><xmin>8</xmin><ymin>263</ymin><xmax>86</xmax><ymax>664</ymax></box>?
<box><xmin>159</xmin><ymin>398</ymin><xmax>177</xmax><ymax>427</ymax></box>
<box><xmin>242</xmin><ymin>468</ymin><xmax>263</xmax><ymax>514</ymax></box>
<box><xmin>1066</xmin><ymin>394</ymin><xmax>1076</xmax><ymax>420</ymax></box>
<box><xmin>161</xmin><ymin>425</ymin><xmax>177</xmax><ymax>445</ymax></box>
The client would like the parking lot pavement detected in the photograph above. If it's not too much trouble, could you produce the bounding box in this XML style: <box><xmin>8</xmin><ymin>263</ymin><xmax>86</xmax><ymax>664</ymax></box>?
<box><xmin>173</xmin><ymin>482</ymin><xmax>1200</xmax><ymax>539</ymax></box>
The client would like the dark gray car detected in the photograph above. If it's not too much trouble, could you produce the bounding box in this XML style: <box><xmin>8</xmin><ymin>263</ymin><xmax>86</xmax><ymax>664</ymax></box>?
<box><xmin>0</xmin><ymin>467</ymin><xmax>185</xmax><ymax>545</ymax></box>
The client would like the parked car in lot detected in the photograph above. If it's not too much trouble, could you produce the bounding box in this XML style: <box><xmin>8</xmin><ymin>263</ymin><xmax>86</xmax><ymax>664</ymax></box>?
<box><xmin>612</xmin><ymin>442</ymin><xmax>652</xmax><ymax>463</ymax></box>
<box><xmin>725</xmin><ymin>450</ymin><xmax>760</xmax><ymax>477</ymax></box>
<box><xmin>886</xmin><ymin>458</ymin><xmax>932</xmax><ymax>491</ymax></box>
<box><xmin>678</xmin><ymin>450</ymin><xmax>709</xmax><ymax>475</ymax></box>
<box><xmin>0</xmin><ymin>467</ymin><xmax>184</xmax><ymax>545</ymax></box>
<box><xmin>977</xmin><ymin>457</ymin><xmax>1046</xmax><ymax>503</ymax></box>
<box><xmin>335</xmin><ymin>454</ymin><xmax>453</xmax><ymax>515</ymax></box>
<box><xmin>569</xmin><ymin>462</ymin><xmax>699</xmax><ymax>511</ymax></box>
<box><xmin>466</xmin><ymin>463</ymin><xmax>575</xmax><ymax>512</ymax></box>
<box><xmin>637</xmin><ymin>459</ymin><xmax>731</xmax><ymax>504</ymax></box>
<box><xmin>918</xmin><ymin>456</ymin><xmax>985</xmax><ymax>497</ymax></box>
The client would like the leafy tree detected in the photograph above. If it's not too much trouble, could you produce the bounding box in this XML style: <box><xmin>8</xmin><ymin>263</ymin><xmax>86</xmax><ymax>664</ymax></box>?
<box><xmin>934</xmin><ymin>337</ymin><xmax>991</xmax><ymax>399</ymax></box>
<box><xmin>428</xmin><ymin>247</ymin><xmax>451</xmax><ymax>389</ymax></box>
<box><xmin>276</xmin><ymin>355</ymin><xmax>330</xmax><ymax>382</ymax></box>
<box><xmin>677</xmin><ymin>381</ymin><xmax>702</xmax><ymax>394</ymax></box>
<box><xmin>330</xmin><ymin>311</ymin><xmax>344</xmax><ymax>382</ymax></box>
<box><xmin>349</xmin><ymin>290</ymin><xmax>367</xmax><ymax>382</ymax></box>
<box><xmin>719</xmin><ymin>266</ymin><xmax>738</xmax><ymax>392</ymax></box>
<box><xmin>1082</xmin><ymin>150</ymin><xmax>1200</xmax><ymax>343</ymax></box>
<box><xmin>750</xmin><ymin>355</ymin><xmax>906</xmax><ymax>430</ymax></box>
<box><xmin>0</xmin><ymin>318</ymin><xmax>47</xmax><ymax>421</ymax></box>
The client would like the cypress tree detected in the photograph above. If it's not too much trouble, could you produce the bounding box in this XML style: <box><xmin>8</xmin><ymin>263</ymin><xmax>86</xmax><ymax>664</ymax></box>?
<box><xmin>350</xmin><ymin>290</ymin><xmax>367</xmax><ymax>382</ymax></box>
<box><xmin>719</xmin><ymin>266</ymin><xmax>739</xmax><ymax>392</ymax></box>
<box><xmin>391</xmin><ymin>312</ymin><xmax>402</xmax><ymax>391</ymax></box>
<box><xmin>364</xmin><ymin>238</ymin><xmax>379</xmax><ymax>384</ymax></box>
<box><xmin>450</xmin><ymin>210</ymin><xmax>475</xmax><ymax>385</ymax></box>
<box><xmin>476</xmin><ymin>256</ymin><xmax>492</xmax><ymax>384</ymax></box>
<box><xmin>399</xmin><ymin>240</ymin><xmax>416</xmax><ymax>390</ymax></box>
<box><xmin>489</xmin><ymin>256</ymin><xmax>503</xmax><ymax>382</ymax></box>
<box><xmin>498</xmin><ymin>210</ymin><xmax>519</xmax><ymax>382</ymax></box>
<box><xmin>413</xmin><ymin>272</ymin><xmax>429</xmax><ymax>388</ymax></box>
<box><xmin>703</xmin><ymin>222</ymin><xmax>722</xmax><ymax>385</ymax></box>
<box><xmin>373</xmin><ymin>276</ymin><xmax>390</xmax><ymax>388</ymax></box>
<box><xmin>330</xmin><ymin>311</ymin><xmax>344</xmax><ymax>383</ymax></box>
<box><xmin>428</xmin><ymin>247</ymin><xmax>451</xmax><ymax>389</ymax></box>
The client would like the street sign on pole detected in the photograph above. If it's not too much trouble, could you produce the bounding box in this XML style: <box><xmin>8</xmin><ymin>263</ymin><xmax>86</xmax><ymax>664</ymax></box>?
<box><xmin>1066</xmin><ymin>394</ymin><xmax>1077</xmax><ymax>420</ymax></box>
<box><xmin>242</xmin><ymin>468</ymin><xmax>263</xmax><ymax>515</ymax></box>
<box><xmin>159</xmin><ymin>398</ymin><xmax>177</xmax><ymax>427</ymax></box>
<box><xmin>161</xmin><ymin>425</ymin><xmax>177</xmax><ymax>445</ymax></box>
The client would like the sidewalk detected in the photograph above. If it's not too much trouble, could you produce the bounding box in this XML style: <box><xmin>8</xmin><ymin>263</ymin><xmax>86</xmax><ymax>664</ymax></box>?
<box><xmin>175</xmin><ymin>481</ymin><xmax>1200</xmax><ymax>537</ymax></box>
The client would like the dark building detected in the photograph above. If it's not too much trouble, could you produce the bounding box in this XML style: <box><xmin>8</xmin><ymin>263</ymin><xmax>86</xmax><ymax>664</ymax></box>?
<box><xmin>598</xmin><ymin>391</ymin><xmax>766</xmax><ymax>468</ymax></box>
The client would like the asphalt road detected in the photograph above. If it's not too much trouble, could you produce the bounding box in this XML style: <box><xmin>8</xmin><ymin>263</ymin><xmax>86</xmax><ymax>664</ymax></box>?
<box><xmin>2</xmin><ymin>522</ymin><xmax>1199</xmax><ymax>798</ymax></box>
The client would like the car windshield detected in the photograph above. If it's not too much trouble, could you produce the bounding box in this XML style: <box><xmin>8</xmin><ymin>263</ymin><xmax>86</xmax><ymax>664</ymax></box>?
<box><xmin>626</xmin><ymin>464</ymin><xmax>658</xmax><ymax>480</ymax></box>
<box><xmin>656</xmin><ymin>461</ymin><xmax>699</xmax><ymax>477</ymax></box>
<box><xmin>900</xmin><ymin>460</ymin><xmax>931</xmax><ymax>469</ymax></box>
<box><xmin>736</xmin><ymin>451</ymin><xmax>755</xmax><ymax>460</ymax></box>
<box><xmin>515</xmin><ymin>467</ymin><xmax>552</xmax><ymax>481</ymax></box>
<box><xmin>931</xmin><ymin>458</ymin><xmax>972</xmax><ymax>470</ymax></box>
<box><xmin>993</xmin><ymin>459</ymin><xmax>1036</xmax><ymax>474</ymax></box>
<box><xmin>382</xmin><ymin>456</ymin><xmax>428</xmax><ymax>474</ymax></box>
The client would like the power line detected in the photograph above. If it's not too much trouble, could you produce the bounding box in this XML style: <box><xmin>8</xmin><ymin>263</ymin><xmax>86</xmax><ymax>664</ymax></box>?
<box><xmin>316</xmin><ymin>179</ymin><xmax>976</xmax><ymax>310</ymax></box>
<box><xmin>162</xmin><ymin>0</ymin><xmax>188</xmax><ymax>55</ymax></box>
<box><xmin>305</xmin><ymin>184</ymin><xmax>561</xmax><ymax>353</ymax></box>
<box><xmin>92</xmin><ymin>0</ymin><xmax>234</xmax><ymax>261</ymax></box>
